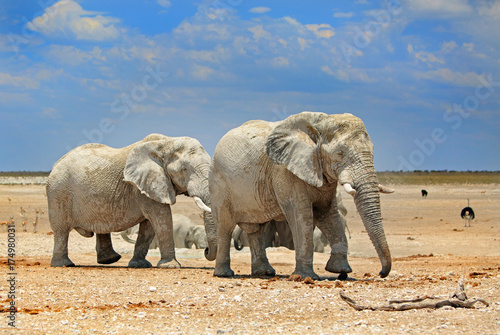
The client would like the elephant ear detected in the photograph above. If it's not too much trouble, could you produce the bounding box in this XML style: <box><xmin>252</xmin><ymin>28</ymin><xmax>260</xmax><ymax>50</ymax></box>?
<box><xmin>123</xmin><ymin>140</ymin><xmax>176</xmax><ymax>205</ymax></box>
<box><xmin>265</xmin><ymin>112</ymin><xmax>327</xmax><ymax>187</ymax></box>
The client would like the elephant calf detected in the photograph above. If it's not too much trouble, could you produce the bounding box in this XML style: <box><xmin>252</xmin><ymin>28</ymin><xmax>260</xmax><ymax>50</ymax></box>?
<box><xmin>47</xmin><ymin>133</ymin><xmax>212</xmax><ymax>268</ymax></box>
<box><xmin>121</xmin><ymin>214</ymin><xmax>208</xmax><ymax>250</ymax></box>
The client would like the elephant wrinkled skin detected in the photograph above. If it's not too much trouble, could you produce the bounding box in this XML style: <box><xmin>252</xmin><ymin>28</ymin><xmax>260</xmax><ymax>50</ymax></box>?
<box><xmin>207</xmin><ymin>112</ymin><xmax>392</xmax><ymax>279</ymax></box>
<box><xmin>47</xmin><ymin>134</ymin><xmax>211</xmax><ymax>268</ymax></box>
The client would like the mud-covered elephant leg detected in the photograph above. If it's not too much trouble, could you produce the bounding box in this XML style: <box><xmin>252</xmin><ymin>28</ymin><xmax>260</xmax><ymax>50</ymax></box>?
<box><xmin>139</xmin><ymin>198</ymin><xmax>180</xmax><ymax>268</ymax></box>
<box><xmin>278</xmin><ymin>187</ymin><xmax>318</xmax><ymax>279</ymax></box>
<box><xmin>96</xmin><ymin>234</ymin><xmax>122</xmax><ymax>264</ymax></box>
<box><xmin>314</xmin><ymin>198</ymin><xmax>352</xmax><ymax>279</ymax></box>
<box><xmin>214</xmin><ymin>206</ymin><xmax>236</xmax><ymax>277</ymax></box>
<box><xmin>128</xmin><ymin>220</ymin><xmax>155</xmax><ymax>268</ymax></box>
<box><xmin>243</xmin><ymin>223</ymin><xmax>276</xmax><ymax>276</ymax></box>
<box><xmin>51</xmin><ymin>226</ymin><xmax>75</xmax><ymax>267</ymax></box>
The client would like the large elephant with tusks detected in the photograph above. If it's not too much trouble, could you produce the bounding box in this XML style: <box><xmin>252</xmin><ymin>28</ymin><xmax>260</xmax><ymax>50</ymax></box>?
<box><xmin>205</xmin><ymin>112</ymin><xmax>392</xmax><ymax>279</ymax></box>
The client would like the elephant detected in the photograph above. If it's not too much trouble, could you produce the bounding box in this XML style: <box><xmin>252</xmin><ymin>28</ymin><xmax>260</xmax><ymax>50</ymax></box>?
<box><xmin>205</xmin><ymin>112</ymin><xmax>393</xmax><ymax>279</ymax></box>
<box><xmin>232</xmin><ymin>220</ymin><xmax>293</xmax><ymax>250</ymax></box>
<box><xmin>46</xmin><ymin>133</ymin><xmax>212</xmax><ymax>268</ymax></box>
<box><xmin>121</xmin><ymin>214</ymin><xmax>208</xmax><ymax>249</ymax></box>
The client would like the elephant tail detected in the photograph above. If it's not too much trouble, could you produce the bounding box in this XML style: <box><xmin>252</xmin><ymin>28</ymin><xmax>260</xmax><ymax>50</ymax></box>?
<box><xmin>120</xmin><ymin>230</ymin><xmax>137</xmax><ymax>244</ymax></box>
<box><xmin>234</xmin><ymin>237</ymin><xmax>244</xmax><ymax>250</ymax></box>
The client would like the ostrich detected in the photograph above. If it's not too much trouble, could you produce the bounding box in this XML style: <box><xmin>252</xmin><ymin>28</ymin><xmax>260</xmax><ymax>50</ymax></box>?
<box><xmin>421</xmin><ymin>189</ymin><xmax>428</xmax><ymax>198</ymax></box>
<box><xmin>461</xmin><ymin>199</ymin><xmax>475</xmax><ymax>227</ymax></box>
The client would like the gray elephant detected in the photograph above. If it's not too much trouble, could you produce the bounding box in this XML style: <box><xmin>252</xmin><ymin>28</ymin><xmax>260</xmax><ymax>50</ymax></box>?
<box><xmin>47</xmin><ymin>133</ymin><xmax>212</xmax><ymax>268</ymax></box>
<box><xmin>232</xmin><ymin>220</ymin><xmax>292</xmax><ymax>250</ymax></box>
<box><xmin>232</xmin><ymin>189</ymin><xmax>350</xmax><ymax>252</ymax></box>
<box><xmin>121</xmin><ymin>214</ymin><xmax>208</xmax><ymax>249</ymax></box>
<box><xmin>205</xmin><ymin>112</ymin><xmax>393</xmax><ymax>279</ymax></box>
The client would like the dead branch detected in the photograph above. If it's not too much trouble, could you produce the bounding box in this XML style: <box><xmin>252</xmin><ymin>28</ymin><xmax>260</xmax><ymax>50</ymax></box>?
<box><xmin>340</xmin><ymin>281</ymin><xmax>489</xmax><ymax>311</ymax></box>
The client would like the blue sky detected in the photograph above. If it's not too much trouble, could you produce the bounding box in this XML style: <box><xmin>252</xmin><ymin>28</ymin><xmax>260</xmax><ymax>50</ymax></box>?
<box><xmin>1</xmin><ymin>0</ymin><xmax>499</xmax><ymax>171</ymax></box>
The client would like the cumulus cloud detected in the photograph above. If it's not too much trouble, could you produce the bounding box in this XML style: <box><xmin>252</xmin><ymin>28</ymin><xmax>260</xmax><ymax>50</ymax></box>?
<box><xmin>305</xmin><ymin>23</ymin><xmax>335</xmax><ymax>39</ymax></box>
<box><xmin>250</xmin><ymin>7</ymin><xmax>271</xmax><ymax>14</ymax></box>
<box><xmin>27</xmin><ymin>0</ymin><xmax>121</xmax><ymax>41</ymax></box>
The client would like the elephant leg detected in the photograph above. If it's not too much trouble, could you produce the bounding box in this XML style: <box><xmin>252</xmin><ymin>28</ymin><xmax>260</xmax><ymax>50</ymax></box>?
<box><xmin>214</xmin><ymin>207</ymin><xmax>235</xmax><ymax>277</ymax></box>
<box><xmin>128</xmin><ymin>220</ymin><xmax>155</xmax><ymax>268</ymax></box>
<box><xmin>247</xmin><ymin>223</ymin><xmax>275</xmax><ymax>277</ymax></box>
<box><xmin>138</xmin><ymin>196</ymin><xmax>180</xmax><ymax>269</ymax></box>
<box><xmin>278</xmin><ymin>190</ymin><xmax>318</xmax><ymax>279</ymax></box>
<box><xmin>314</xmin><ymin>203</ymin><xmax>352</xmax><ymax>277</ymax></box>
<box><xmin>96</xmin><ymin>233</ymin><xmax>122</xmax><ymax>264</ymax></box>
<box><xmin>51</xmin><ymin>226</ymin><xmax>74</xmax><ymax>267</ymax></box>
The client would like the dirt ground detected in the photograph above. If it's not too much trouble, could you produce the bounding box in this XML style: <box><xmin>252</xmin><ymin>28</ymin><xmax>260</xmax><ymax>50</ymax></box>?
<box><xmin>0</xmin><ymin>180</ymin><xmax>499</xmax><ymax>334</ymax></box>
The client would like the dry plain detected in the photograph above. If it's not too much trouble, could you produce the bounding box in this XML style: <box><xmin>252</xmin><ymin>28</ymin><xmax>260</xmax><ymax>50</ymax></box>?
<box><xmin>0</xmin><ymin>176</ymin><xmax>499</xmax><ymax>334</ymax></box>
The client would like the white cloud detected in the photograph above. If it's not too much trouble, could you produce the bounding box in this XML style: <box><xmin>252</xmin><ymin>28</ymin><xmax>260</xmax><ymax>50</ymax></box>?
<box><xmin>0</xmin><ymin>72</ymin><xmax>39</xmax><ymax>89</ymax></box>
<box><xmin>41</xmin><ymin>107</ymin><xmax>61</xmax><ymax>119</ymax></box>
<box><xmin>462</xmin><ymin>42</ymin><xmax>474</xmax><ymax>52</ymax></box>
<box><xmin>271</xmin><ymin>57</ymin><xmax>290</xmax><ymax>67</ymax></box>
<box><xmin>477</xmin><ymin>1</ymin><xmax>500</xmax><ymax>19</ymax></box>
<box><xmin>47</xmin><ymin>45</ymin><xmax>106</xmax><ymax>66</ymax></box>
<box><xmin>248</xmin><ymin>25</ymin><xmax>272</xmax><ymax>41</ymax></box>
<box><xmin>441</xmin><ymin>41</ymin><xmax>458</xmax><ymax>54</ymax></box>
<box><xmin>333</xmin><ymin>12</ymin><xmax>354</xmax><ymax>18</ymax></box>
<box><xmin>321</xmin><ymin>66</ymin><xmax>377</xmax><ymax>83</ymax></box>
<box><xmin>191</xmin><ymin>64</ymin><xmax>214</xmax><ymax>80</ymax></box>
<box><xmin>407</xmin><ymin>0</ymin><xmax>472</xmax><ymax>17</ymax></box>
<box><xmin>28</xmin><ymin>0</ymin><xmax>121</xmax><ymax>41</ymax></box>
<box><xmin>157</xmin><ymin>0</ymin><xmax>171</xmax><ymax>9</ymax></box>
<box><xmin>414</xmin><ymin>68</ymin><xmax>482</xmax><ymax>87</ymax></box>
<box><xmin>250</xmin><ymin>7</ymin><xmax>271</xmax><ymax>14</ymax></box>
<box><xmin>305</xmin><ymin>24</ymin><xmax>335</xmax><ymax>39</ymax></box>
<box><xmin>297</xmin><ymin>37</ymin><xmax>309</xmax><ymax>50</ymax></box>
<box><xmin>416</xmin><ymin>50</ymin><xmax>444</xmax><ymax>64</ymax></box>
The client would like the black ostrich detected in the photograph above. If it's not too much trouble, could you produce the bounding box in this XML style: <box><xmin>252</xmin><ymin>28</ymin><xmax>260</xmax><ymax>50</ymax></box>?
<box><xmin>461</xmin><ymin>199</ymin><xmax>475</xmax><ymax>227</ymax></box>
<box><xmin>421</xmin><ymin>189</ymin><xmax>428</xmax><ymax>198</ymax></box>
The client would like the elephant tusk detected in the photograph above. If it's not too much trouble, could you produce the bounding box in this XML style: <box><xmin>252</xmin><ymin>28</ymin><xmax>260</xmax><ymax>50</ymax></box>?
<box><xmin>343</xmin><ymin>183</ymin><xmax>356</xmax><ymax>196</ymax></box>
<box><xmin>193</xmin><ymin>197</ymin><xmax>212</xmax><ymax>213</ymax></box>
<box><xmin>378</xmin><ymin>184</ymin><xmax>395</xmax><ymax>194</ymax></box>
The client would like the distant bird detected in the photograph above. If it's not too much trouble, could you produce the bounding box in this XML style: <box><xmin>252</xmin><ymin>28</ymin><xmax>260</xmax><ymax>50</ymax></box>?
<box><xmin>421</xmin><ymin>189</ymin><xmax>428</xmax><ymax>198</ymax></box>
<box><xmin>461</xmin><ymin>199</ymin><xmax>475</xmax><ymax>227</ymax></box>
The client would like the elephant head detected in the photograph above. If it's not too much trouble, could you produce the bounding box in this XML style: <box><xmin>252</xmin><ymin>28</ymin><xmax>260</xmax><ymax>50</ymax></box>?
<box><xmin>187</xmin><ymin>225</ymin><xmax>208</xmax><ymax>249</ymax></box>
<box><xmin>123</xmin><ymin>134</ymin><xmax>211</xmax><ymax>212</ymax></box>
<box><xmin>265</xmin><ymin>112</ymin><xmax>392</xmax><ymax>277</ymax></box>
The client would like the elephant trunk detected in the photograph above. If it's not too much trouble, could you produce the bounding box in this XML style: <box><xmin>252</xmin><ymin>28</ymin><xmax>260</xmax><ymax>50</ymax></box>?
<box><xmin>344</xmin><ymin>157</ymin><xmax>392</xmax><ymax>278</ymax></box>
<box><xmin>187</xmin><ymin>164</ymin><xmax>217</xmax><ymax>261</ymax></box>
<box><xmin>203</xmin><ymin>209</ymin><xmax>217</xmax><ymax>261</ymax></box>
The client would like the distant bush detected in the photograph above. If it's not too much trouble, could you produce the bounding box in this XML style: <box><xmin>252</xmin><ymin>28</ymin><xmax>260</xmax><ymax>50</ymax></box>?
<box><xmin>0</xmin><ymin>171</ymin><xmax>51</xmax><ymax>177</ymax></box>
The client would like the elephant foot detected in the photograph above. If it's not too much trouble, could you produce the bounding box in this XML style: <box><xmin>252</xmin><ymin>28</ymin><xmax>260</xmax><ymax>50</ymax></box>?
<box><xmin>157</xmin><ymin>259</ymin><xmax>181</xmax><ymax>269</ymax></box>
<box><xmin>338</xmin><ymin>272</ymin><xmax>348</xmax><ymax>280</ymax></box>
<box><xmin>51</xmin><ymin>257</ymin><xmax>75</xmax><ymax>267</ymax></box>
<box><xmin>251</xmin><ymin>263</ymin><xmax>276</xmax><ymax>277</ymax></box>
<box><xmin>128</xmin><ymin>257</ymin><xmax>152</xmax><ymax>268</ymax></box>
<box><xmin>97</xmin><ymin>251</ymin><xmax>122</xmax><ymax>265</ymax></box>
<box><xmin>325</xmin><ymin>254</ymin><xmax>352</xmax><ymax>274</ymax></box>
<box><xmin>214</xmin><ymin>265</ymin><xmax>235</xmax><ymax>277</ymax></box>
<box><xmin>292</xmin><ymin>268</ymin><xmax>320</xmax><ymax>280</ymax></box>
